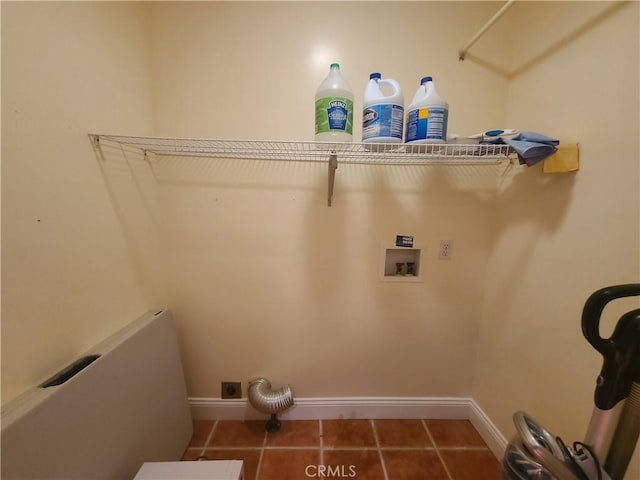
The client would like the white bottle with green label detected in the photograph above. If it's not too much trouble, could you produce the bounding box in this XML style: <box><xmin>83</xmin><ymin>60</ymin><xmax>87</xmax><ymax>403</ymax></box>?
<box><xmin>315</xmin><ymin>63</ymin><xmax>354</xmax><ymax>142</ymax></box>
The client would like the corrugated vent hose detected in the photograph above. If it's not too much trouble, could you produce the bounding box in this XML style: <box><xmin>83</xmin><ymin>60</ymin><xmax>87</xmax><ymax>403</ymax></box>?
<box><xmin>248</xmin><ymin>378</ymin><xmax>294</xmax><ymax>433</ymax></box>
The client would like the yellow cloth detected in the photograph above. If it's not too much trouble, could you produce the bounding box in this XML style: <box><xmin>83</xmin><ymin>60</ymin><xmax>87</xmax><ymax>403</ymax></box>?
<box><xmin>543</xmin><ymin>144</ymin><xmax>579</xmax><ymax>173</ymax></box>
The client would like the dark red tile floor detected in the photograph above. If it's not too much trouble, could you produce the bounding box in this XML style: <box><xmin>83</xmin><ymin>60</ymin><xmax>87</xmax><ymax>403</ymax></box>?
<box><xmin>181</xmin><ymin>418</ymin><xmax>502</xmax><ymax>480</ymax></box>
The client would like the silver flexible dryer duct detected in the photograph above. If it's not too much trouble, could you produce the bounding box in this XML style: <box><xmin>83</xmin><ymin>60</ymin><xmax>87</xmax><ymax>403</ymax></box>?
<box><xmin>248</xmin><ymin>378</ymin><xmax>294</xmax><ymax>415</ymax></box>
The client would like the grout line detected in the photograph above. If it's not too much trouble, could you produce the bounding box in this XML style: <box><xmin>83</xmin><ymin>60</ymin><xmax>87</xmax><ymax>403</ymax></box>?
<box><xmin>319</xmin><ymin>419</ymin><xmax>324</xmax><ymax>466</ymax></box>
<box><xmin>254</xmin><ymin>447</ymin><xmax>264</xmax><ymax>480</ymax></box>
<box><xmin>422</xmin><ymin>419</ymin><xmax>454</xmax><ymax>480</ymax></box>
<box><xmin>322</xmin><ymin>446</ymin><xmax>382</xmax><ymax>451</ymax></box>
<box><xmin>201</xmin><ymin>420</ymin><xmax>218</xmax><ymax>456</ymax></box>
<box><xmin>370</xmin><ymin>419</ymin><xmax>389</xmax><ymax>480</ymax></box>
<box><xmin>438</xmin><ymin>446</ymin><xmax>492</xmax><ymax>451</ymax></box>
<box><xmin>200</xmin><ymin>445</ymin><xmax>489</xmax><ymax>452</ymax></box>
<box><xmin>253</xmin><ymin>427</ymin><xmax>268</xmax><ymax>480</ymax></box>
<box><xmin>241</xmin><ymin>444</ymin><xmax>485</xmax><ymax>451</ymax></box>
<box><xmin>263</xmin><ymin>446</ymin><xmax>321</xmax><ymax>450</ymax></box>
<box><xmin>203</xmin><ymin>446</ymin><xmax>264</xmax><ymax>450</ymax></box>
<box><xmin>379</xmin><ymin>446</ymin><xmax>438</xmax><ymax>451</ymax></box>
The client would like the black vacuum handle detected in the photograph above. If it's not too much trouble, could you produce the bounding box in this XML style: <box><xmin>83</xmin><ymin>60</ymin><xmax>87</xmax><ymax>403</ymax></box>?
<box><xmin>581</xmin><ymin>284</ymin><xmax>640</xmax><ymax>410</ymax></box>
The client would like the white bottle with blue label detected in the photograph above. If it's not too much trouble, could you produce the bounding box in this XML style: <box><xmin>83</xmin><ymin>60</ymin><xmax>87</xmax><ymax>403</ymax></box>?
<box><xmin>405</xmin><ymin>76</ymin><xmax>448</xmax><ymax>144</ymax></box>
<box><xmin>362</xmin><ymin>73</ymin><xmax>404</xmax><ymax>144</ymax></box>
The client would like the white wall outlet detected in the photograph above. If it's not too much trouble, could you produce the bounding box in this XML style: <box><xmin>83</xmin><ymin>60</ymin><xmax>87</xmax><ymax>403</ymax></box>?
<box><xmin>439</xmin><ymin>240</ymin><xmax>454</xmax><ymax>260</ymax></box>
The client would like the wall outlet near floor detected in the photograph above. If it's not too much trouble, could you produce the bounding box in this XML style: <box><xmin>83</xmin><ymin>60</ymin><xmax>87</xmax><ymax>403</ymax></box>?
<box><xmin>221</xmin><ymin>381</ymin><xmax>242</xmax><ymax>399</ymax></box>
<box><xmin>439</xmin><ymin>240</ymin><xmax>454</xmax><ymax>260</ymax></box>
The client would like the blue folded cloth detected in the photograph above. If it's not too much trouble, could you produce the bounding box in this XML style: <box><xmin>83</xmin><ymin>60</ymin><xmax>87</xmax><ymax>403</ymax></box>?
<box><xmin>484</xmin><ymin>131</ymin><xmax>559</xmax><ymax>166</ymax></box>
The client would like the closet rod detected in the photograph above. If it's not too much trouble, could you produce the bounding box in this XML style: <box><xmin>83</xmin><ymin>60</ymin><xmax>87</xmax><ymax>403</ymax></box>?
<box><xmin>458</xmin><ymin>0</ymin><xmax>516</xmax><ymax>61</ymax></box>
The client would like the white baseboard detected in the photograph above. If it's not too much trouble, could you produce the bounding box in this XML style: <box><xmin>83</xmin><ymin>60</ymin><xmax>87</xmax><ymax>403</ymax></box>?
<box><xmin>467</xmin><ymin>399</ymin><xmax>509</xmax><ymax>459</ymax></box>
<box><xmin>188</xmin><ymin>396</ymin><xmax>508</xmax><ymax>460</ymax></box>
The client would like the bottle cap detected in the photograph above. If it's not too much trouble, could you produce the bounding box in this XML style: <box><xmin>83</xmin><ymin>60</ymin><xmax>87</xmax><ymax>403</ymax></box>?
<box><xmin>330</xmin><ymin>63</ymin><xmax>340</xmax><ymax>69</ymax></box>
<box><xmin>421</xmin><ymin>76</ymin><xmax>433</xmax><ymax>84</ymax></box>
<box><xmin>369</xmin><ymin>72</ymin><xmax>381</xmax><ymax>79</ymax></box>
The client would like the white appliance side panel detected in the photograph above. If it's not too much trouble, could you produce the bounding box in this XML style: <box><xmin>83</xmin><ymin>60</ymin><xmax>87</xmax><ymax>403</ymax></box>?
<box><xmin>1</xmin><ymin>310</ymin><xmax>193</xmax><ymax>480</ymax></box>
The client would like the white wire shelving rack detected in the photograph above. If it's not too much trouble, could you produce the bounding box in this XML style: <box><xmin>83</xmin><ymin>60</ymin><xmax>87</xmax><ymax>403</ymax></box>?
<box><xmin>89</xmin><ymin>134</ymin><xmax>516</xmax><ymax>206</ymax></box>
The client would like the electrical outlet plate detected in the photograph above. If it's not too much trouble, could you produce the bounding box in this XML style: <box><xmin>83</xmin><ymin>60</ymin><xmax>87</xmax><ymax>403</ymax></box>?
<box><xmin>221</xmin><ymin>381</ymin><xmax>242</xmax><ymax>399</ymax></box>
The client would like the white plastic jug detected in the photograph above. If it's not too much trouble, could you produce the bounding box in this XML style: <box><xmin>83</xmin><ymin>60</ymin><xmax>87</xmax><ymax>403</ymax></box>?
<box><xmin>362</xmin><ymin>73</ymin><xmax>404</xmax><ymax>144</ymax></box>
<box><xmin>315</xmin><ymin>63</ymin><xmax>354</xmax><ymax>142</ymax></box>
<box><xmin>405</xmin><ymin>76</ymin><xmax>448</xmax><ymax>144</ymax></box>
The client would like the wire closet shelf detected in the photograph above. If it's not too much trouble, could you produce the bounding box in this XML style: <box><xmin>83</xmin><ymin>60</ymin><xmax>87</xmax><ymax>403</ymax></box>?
<box><xmin>89</xmin><ymin>134</ymin><xmax>514</xmax><ymax>166</ymax></box>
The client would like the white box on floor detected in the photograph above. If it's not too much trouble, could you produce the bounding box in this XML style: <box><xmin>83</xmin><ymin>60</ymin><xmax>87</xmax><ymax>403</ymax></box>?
<box><xmin>133</xmin><ymin>460</ymin><xmax>243</xmax><ymax>480</ymax></box>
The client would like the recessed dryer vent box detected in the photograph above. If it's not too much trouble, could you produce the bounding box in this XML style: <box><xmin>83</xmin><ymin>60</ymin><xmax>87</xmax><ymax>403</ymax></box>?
<box><xmin>380</xmin><ymin>245</ymin><xmax>423</xmax><ymax>282</ymax></box>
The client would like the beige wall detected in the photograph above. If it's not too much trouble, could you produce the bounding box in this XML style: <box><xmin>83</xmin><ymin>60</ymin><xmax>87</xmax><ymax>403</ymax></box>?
<box><xmin>472</xmin><ymin>1</ymin><xmax>640</xmax><ymax>476</ymax></box>
<box><xmin>146</xmin><ymin>1</ymin><xmax>511</xmax><ymax>398</ymax></box>
<box><xmin>1</xmin><ymin>2</ymin><xmax>159</xmax><ymax>404</ymax></box>
<box><xmin>147</xmin><ymin>1</ymin><xmax>511</xmax><ymax>140</ymax></box>
<box><xmin>2</xmin><ymin>3</ymin><xmax>639</xmax><ymax>475</ymax></box>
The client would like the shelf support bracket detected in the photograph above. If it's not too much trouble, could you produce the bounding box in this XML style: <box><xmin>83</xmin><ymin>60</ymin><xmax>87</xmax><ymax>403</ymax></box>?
<box><xmin>327</xmin><ymin>153</ymin><xmax>338</xmax><ymax>207</ymax></box>
<box><xmin>89</xmin><ymin>134</ymin><xmax>107</xmax><ymax>163</ymax></box>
